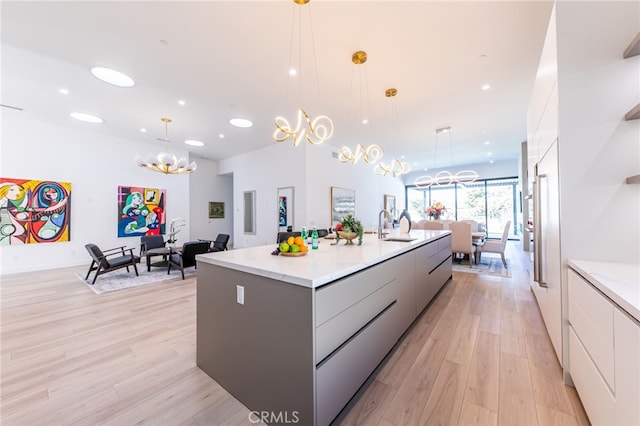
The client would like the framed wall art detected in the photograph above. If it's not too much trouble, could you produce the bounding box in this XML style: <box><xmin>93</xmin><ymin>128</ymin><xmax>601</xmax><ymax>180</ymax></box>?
<box><xmin>330</xmin><ymin>186</ymin><xmax>355</xmax><ymax>226</ymax></box>
<box><xmin>118</xmin><ymin>185</ymin><xmax>165</xmax><ymax>237</ymax></box>
<box><xmin>209</xmin><ymin>201</ymin><xmax>225</xmax><ymax>219</ymax></box>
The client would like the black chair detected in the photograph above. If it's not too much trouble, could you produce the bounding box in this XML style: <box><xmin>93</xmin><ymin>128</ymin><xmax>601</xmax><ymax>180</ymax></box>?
<box><xmin>84</xmin><ymin>243</ymin><xmax>140</xmax><ymax>284</ymax></box>
<box><xmin>167</xmin><ymin>240</ymin><xmax>211</xmax><ymax>279</ymax></box>
<box><xmin>140</xmin><ymin>235</ymin><xmax>166</xmax><ymax>271</ymax></box>
<box><xmin>316</xmin><ymin>229</ymin><xmax>329</xmax><ymax>238</ymax></box>
<box><xmin>209</xmin><ymin>233</ymin><xmax>230</xmax><ymax>252</ymax></box>
<box><xmin>277</xmin><ymin>231</ymin><xmax>301</xmax><ymax>243</ymax></box>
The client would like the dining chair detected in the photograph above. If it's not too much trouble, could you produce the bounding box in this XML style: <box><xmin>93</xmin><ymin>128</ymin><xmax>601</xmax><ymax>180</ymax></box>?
<box><xmin>422</xmin><ymin>221</ymin><xmax>445</xmax><ymax>230</ymax></box>
<box><xmin>84</xmin><ymin>243</ymin><xmax>140</xmax><ymax>284</ymax></box>
<box><xmin>479</xmin><ymin>220</ymin><xmax>511</xmax><ymax>268</ymax></box>
<box><xmin>449</xmin><ymin>221</ymin><xmax>476</xmax><ymax>267</ymax></box>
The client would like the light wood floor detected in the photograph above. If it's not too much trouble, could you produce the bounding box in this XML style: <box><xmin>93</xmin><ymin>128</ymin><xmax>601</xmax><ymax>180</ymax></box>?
<box><xmin>1</xmin><ymin>242</ymin><xmax>589</xmax><ymax>426</ymax></box>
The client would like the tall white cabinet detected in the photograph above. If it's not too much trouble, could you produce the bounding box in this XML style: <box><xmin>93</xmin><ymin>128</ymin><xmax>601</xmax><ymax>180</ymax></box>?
<box><xmin>527</xmin><ymin>2</ymin><xmax>640</xmax><ymax>423</ymax></box>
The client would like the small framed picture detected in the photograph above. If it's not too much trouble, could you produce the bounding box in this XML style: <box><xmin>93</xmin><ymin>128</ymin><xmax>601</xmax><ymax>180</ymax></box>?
<box><xmin>209</xmin><ymin>201</ymin><xmax>224</xmax><ymax>219</ymax></box>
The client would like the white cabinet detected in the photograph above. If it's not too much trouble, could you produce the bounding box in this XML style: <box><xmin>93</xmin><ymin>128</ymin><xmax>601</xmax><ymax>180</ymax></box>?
<box><xmin>568</xmin><ymin>268</ymin><xmax>640</xmax><ymax>425</ymax></box>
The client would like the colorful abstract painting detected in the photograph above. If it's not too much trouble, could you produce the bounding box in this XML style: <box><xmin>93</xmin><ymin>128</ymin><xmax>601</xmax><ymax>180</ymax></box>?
<box><xmin>0</xmin><ymin>177</ymin><xmax>71</xmax><ymax>245</ymax></box>
<box><xmin>278</xmin><ymin>196</ymin><xmax>287</xmax><ymax>226</ymax></box>
<box><xmin>117</xmin><ymin>186</ymin><xmax>166</xmax><ymax>238</ymax></box>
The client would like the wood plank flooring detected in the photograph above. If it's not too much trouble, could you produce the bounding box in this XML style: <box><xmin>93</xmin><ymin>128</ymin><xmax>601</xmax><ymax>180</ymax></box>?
<box><xmin>0</xmin><ymin>242</ymin><xmax>589</xmax><ymax>426</ymax></box>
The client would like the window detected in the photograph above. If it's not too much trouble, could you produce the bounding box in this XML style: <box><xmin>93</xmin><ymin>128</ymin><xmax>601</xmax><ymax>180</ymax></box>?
<box><xmin>406</xmin><ymin>177</ymin><xmax>519</xmax><ymax>239</ymax></box>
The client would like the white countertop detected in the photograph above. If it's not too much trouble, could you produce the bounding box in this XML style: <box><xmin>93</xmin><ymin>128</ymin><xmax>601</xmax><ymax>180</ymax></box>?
<box><xmin>197</xmin><ymin>230</ymin><xmax>450</xmax><ymax>288</ymax></box>
<box><xmin>568</xmin><ymin>259</ymin><xmax>640</xmax><ymax>322</ymax></box>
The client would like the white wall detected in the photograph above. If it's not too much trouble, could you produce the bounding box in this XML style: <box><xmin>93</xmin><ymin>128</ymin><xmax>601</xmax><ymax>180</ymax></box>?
<box><xmin>189</xmin><ymin>157</ymin><xmax>233</xmax><ymax>245</ymax></box>
<box><xmin>219</xmin><ymin>140</ymin><xmax>406</xmax><ymax>248</ymax></box>
<box><xmin>556</xmin><ymin>0</ymin><xmax>640</xmax><ymax>263</ymax></box>
<box><xmin>0</xmin><ymin>114</ymin><xmax>225</xmax><ymax>275</ymax></box>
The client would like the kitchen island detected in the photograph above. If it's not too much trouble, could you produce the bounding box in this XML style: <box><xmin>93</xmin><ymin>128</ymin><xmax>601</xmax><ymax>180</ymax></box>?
<box><xmin>196</xmin><ymin>230</ymin><xmax>451</xmax><ymax>426</ymax></box>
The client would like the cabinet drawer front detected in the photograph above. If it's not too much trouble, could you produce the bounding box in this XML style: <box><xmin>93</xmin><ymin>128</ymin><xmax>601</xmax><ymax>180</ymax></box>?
<box><xmin>568</xmin><ymin>270</ymin><xmax>614</xmax><ymax>388</ymax></box>
<box><xmin>569</xmin><ymin>327</ymin><xmax>616</xmax><ymax>425</ymax></box>
<box><xmin>316</xmin><ymin>258</ymin><xmax>397</xmax><ymax>326</ymax></box>
<box><xmin>614</xmin><ymin>308</ymin><xmax>640</xmax><ymax>426</ymax></box>
<box><xmin>426</xmin><ymin>246</ymin><xmax>452</xmax><ymax>273</ymax></box>
<box><xmin>316</xmin><ymin>279</ymin><xmax>397</xmax><ymax>362</ymax></box>
<box><xmin>316</xmin><ymin>302</ymin><xmax>398</xmax><ymax>426</ymax></box>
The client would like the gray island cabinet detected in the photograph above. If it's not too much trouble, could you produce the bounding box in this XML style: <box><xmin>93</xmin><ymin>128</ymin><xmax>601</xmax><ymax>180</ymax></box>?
<box><xmin>196</xmin><ymin>230</ymin><xmax>451</xmax><ymax>426</ymax></box>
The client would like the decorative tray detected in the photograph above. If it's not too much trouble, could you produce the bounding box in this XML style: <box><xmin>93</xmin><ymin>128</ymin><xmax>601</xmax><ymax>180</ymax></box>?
<box><xmin>280</xmin><ymin>251</ymin><xmax>307</xmax><ymax>257</ymax></box>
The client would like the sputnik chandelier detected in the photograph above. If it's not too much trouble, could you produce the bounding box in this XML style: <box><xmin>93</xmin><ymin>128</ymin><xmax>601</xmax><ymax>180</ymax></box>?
<box><xmin>374</xmin><ymin>88</ymin><xmax>411</xmax><ymax>177</ymax></box>
<box><xmin>339</xmin><ymin>51</ymin><xmax>384</xmax><ymax>165</ymax></box>
<box><xmin>273</xmin><ymin>0</ymin><xmax>334</xmax><ymax>146</ymax></box>
<box><xmin>135</xmin><ymin>118</ymin><xmax>197</xmax><ymax>175</ymax></box>
<box><xmin>413</xmin><ymin>126</ymin><xmax>478</xmax><ymax>187</ymax></box>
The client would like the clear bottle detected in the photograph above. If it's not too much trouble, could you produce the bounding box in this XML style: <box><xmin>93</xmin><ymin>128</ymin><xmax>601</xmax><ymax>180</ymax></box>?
<box><xmin>301</xmin><ymin>226</ymin><xmax>308</xmax><ymax>245</ymax></box>
<box><xmin>311</xmin><ymin>227</ymin><xmax>319</xmax><ymax>250</ymax></box>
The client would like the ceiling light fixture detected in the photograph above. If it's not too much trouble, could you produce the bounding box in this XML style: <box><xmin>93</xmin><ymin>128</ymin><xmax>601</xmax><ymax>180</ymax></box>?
<box><xmin>230</xmin><ymin>118</ymin><xmax>253</xmax><ymax>128</ymax></box>
<box><xmin>413</xmin><ymin>126</ymin><xmax>478</xmax><ymax>187</ymax></box>
<box><xmin>135</xmin><ymin>118</ymin><xmax>197</xmax><ymax>175</ymax></box>
<box><xmin>339</xmin><ymin>51</ymin><xmax>383</xmax><ymax>165</ymax></box>
<box><xmin>273</xmin><ymin>0</ymin><xmax>333</xmax><ymax>146</ymax></box>
<box><xmin>481</xmin><ymin>83</ymin><xmax>491</xmax><ymax>91</ymax></box>
<box><xmin>374</xmin><ymin>88</ymin><xmax>411</xmax><ymax>177</ymax></box>
<box><xmin>70</xmin><ymin>112</ymin><xmax>103</xmax><ymax>123</ymax></box>
<box><xmin>90</xmin><ymin>67</ymin><xmax>135</xmax><ymax>87</ymax></box>
<box><xmin>185</xmin><ymin>139</ymin><xmax>205</xmax><ymax>147</ymax></box>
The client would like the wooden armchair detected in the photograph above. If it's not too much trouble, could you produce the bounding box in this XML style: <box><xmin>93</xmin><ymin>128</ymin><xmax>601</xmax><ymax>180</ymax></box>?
<box><xmin>84</xmin><ymin>243</ymin><xmax>140</xmax><ymax>284</ymax></box>
<box><xmin>167</xmin><ymin>240</ymin><xmax>211</xmax><ymax>279</ymax></box>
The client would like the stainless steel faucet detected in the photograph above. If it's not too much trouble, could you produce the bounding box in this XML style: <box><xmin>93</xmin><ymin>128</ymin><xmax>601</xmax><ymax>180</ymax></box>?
<box><xmin>378</xmin><ymin>209</ymin><xmax>391</xmax><ymax>239</ymax></box>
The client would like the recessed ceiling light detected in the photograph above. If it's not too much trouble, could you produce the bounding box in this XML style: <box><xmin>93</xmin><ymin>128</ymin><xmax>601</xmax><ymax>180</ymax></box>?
<box><xmin>59</xmin><ymin>88</ymin><xmax>69</xmax><ymax>95</ymax></box>
<box><xmin>90</xmin><ymin>67</ymin><xmax>135</xmax><ymax>87</ymax></box>
<box><xmin>289</xmin><ymin>68</ymin><xmax>297</xmax><ymax>76</ymax></box>
<box><xmin>178</xmin><ymin>100</ymin><xmax>186</xmax><ymax>106</ymax></box>
<box><xmin>487</xmin><ymin>152</ymin><xmax>492</xmax><ymax>156</ymax></box>
<box><xmin>185</xmin><ymin>139</ymin><xmax>205</xmax><ymax>147</ymax></box>
<box><xmin>484</xmin><ymin>141</ymin><xmax>490</xmax><ymax>145</ymax></box>
<box><xmin>70</xmin><ymin>112</ymin><xmax>103</xmax><ymax>123</ymax></box>
<box><xmin>362</xmin><ymin>119</ymin><xmax>368</xmax><ymax>124</ymax></box>
<box><xmin>481</xmin><ymin>84</ymin><xmax>491</xmax><ymax>91</ymax></box>
<box><xmin>229</xmin><ymin>118</ymin><xmax>253</xmax><ymax>128</ymax></box>
<box><xmin>219</xmin><ymin>134</ymin><xmax>225</xmax><ymax>138</ymax></box>
<box><xmin>140</xmin><ymin>128</ymin><xmax>147</xmax><ymax>133</ymax></box>
<box><xmin>489</xmin><ymin>160</ymin><xmax>494</xmax><ymax>164</ymax></box>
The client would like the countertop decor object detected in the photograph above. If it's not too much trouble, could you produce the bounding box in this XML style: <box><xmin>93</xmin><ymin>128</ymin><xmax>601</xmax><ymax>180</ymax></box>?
<box><xmin>426</xmin><ymin>201</ymin><xmax>446</xmax><ymax>220</ymax></box>
<box><xmin>336</xmin><ymin>231</ymin><xmax>358</xmax><ymax>244</ymax></box>
<box><xmin>334</xmin><ymin>214</ymin><xmax>364</xmax><ymax>245</ymax></box>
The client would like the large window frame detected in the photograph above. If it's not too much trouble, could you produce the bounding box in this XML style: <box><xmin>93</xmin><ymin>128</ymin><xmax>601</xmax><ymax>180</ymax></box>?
<box><xmin>405</xmin><ymin>176</ymin><xmax>520</xmax><ymax>239</ymax></box>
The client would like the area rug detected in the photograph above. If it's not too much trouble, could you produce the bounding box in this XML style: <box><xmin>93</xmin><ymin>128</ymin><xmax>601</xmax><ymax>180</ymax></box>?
<box><xmin>452</xmin><ymin>257</ymin><xmax>512</xmax><ymax>278</ymax></box>
<box><xmin>76</xmin><ymin>265</ymin><xmax>197</xmax><ymax>294</ymax></box>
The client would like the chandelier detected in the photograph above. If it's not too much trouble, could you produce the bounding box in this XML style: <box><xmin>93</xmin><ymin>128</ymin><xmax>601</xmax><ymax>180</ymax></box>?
<box><xmin>136</xmin><ymin>118</ymin><xmax>197</xmax><ymax>175</ymax></box>
<box><xmin>413</xmin><ymin>126</ymin><xmax>478</xmax><ymax>187</ymax></box>
<box><xmin>374</xmin><ymin>88</ymin><xmax>411</xmax><ymax>177</ymax></box>
<box><xmin>339</xmin><ymin>50</ymin><xmax>384</xmax><ymax>165</ymax></box>
<box><xmin>273</xmin><ymin>0</ymin><xmax>334</xmax><ymax>146</ymax></box>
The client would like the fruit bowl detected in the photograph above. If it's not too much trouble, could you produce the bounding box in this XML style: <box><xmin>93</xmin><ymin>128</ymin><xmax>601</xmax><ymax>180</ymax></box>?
<box><xmin>280</xmin><ymin>251</ymin><xmax>307</xmax><ymax>257</ymax></box>
<box><xmin>337</xmin><ymin>231</ymin><xmax>358</xmax><ymax>245</ymax></box>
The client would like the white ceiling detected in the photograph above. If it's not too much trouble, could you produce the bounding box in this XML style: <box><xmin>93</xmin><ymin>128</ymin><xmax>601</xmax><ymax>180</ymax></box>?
<box><xmin>1</xmin><ymin>1</ymin><xmax>553</xmax><ymax>171</ymax></box>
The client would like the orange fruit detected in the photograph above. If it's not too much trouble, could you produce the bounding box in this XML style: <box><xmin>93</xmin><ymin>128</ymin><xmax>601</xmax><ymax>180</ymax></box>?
<box><xmin>294</xmin><ymin>236</ymin><xmax>304</xmax><ymax>246</ymax></box>
<box><xmin>299</xmin><ymin>244</ymin><xmax>308</xmax><ymax>253</ymax></box>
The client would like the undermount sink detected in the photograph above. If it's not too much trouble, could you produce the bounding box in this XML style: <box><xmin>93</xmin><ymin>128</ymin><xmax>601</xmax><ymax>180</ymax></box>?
<box><xmin>383</xmin><ymin>237</ymin><xmax>417</xmax><ymax>242</ymax></box>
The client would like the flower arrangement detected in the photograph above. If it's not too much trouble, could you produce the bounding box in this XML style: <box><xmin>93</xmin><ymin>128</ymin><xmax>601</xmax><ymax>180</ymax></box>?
<box><xmin>167</xmin><ymin>217</ymin><xmax>186</xmax><ymax>244</ymax></box>
<box><xmin>426</xmin><ymin>202</ymin><xmax>446</xmax><ymax>220</ymax></box>
<box><xmin>334</xmin><ymin>214</ymin><xmax>364</xmax><ymax>245</ymax></box>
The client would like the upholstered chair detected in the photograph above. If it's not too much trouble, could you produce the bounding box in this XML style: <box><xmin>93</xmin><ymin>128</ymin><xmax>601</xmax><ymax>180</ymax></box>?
<box><xmin>480</xmin><ymin>220</ymin><xmax>511</xmax><ymax>268</ymax></box>
<box><xmin>449</xmin><ymin>221</ymin><xmax>476</xmax><ymax>266</ymax></box>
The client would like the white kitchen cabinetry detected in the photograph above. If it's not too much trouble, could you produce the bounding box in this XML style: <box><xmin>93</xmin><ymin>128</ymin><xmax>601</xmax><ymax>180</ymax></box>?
<box><xmin>568</xmin><ymin>267</ymin><xmax>640</xmax><ymax>425</ymax></box>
